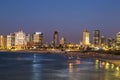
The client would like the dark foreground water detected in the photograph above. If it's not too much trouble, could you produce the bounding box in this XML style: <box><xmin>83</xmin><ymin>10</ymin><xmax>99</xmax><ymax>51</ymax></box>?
<box><xmin>0</xmin><ymin>52</ymin><xmax>120</xmax><ymax>80</ymax></box>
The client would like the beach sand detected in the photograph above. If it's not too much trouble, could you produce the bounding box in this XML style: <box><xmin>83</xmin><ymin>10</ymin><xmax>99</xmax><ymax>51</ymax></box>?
<box><xmin>106</xmin><ymin>60</ymin><xmax>120</xmax><ymax>66</ymax></box>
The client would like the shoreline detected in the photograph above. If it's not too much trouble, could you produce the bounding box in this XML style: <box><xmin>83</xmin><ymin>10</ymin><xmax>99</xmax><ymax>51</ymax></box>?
<box><xmin>0</xmin><ymin>50</ymin><xmax>120</xmax><ymax>66</ymax></box>
<box><xmin>105</xmin><ymin>60</ymin><xmax>120</xmax><ymax>66</ymax></box>
<box><xmin>0</xmin><ymin>50</ymin><xmax>120</xmax><ymax>59</ymax></box>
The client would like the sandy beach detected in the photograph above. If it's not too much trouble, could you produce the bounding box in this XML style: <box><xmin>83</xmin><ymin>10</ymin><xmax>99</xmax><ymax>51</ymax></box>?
<box><xmin>105</xmin><ymin>60</ymin><xmax>120</xmax><ymax>66</ymax></box>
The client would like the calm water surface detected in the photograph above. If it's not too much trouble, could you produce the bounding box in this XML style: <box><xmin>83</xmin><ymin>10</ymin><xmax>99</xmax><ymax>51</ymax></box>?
<box><xmin>0</xmin><ymin>52</ymin><xmax>120</xmax><ymax>80</ymax></box>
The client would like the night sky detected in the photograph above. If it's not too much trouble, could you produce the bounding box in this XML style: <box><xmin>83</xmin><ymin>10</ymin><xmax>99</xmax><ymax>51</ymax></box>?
<box><xmin>0</xmin><ymin>0</ymin><xmax>120</xmax><ymax>43</ymax></box>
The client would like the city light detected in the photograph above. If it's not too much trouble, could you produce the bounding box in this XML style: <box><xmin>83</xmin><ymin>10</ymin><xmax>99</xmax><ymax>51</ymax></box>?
<box><xmin>0</xmin><ymin>0</ymin><xmax>120</xmax><ymax>80</ymax></box>
<box><xmin>116</xmin><ymin>66</ymin><xmax>120</xmax><ymax>71</ymax></box>
<box><xmin>0</xmin><ymin>29</ymin><xmax>120</xmax><ymax>58</ymax></box>
<box><xmin>69</xmin><ymin>63</ymin><xmax>73</xmax><ymax>73</ymax></box>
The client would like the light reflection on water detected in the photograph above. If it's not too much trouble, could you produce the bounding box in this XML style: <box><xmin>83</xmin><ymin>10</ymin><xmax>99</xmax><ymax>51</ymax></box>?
<box><xmin>32</xmin><ymin>54</ymin><xmax>42</xmax><ymax>80</ymax></box>
<box><xmin>0</xmin><ymin>52</ymin><xmax>119</xmax><ymax>80</ymax></box>
<box><xmin>69</xmin><ymin>63</ymin><xmax>73</xmax><ymax>73</ymax></box>
<box><xmin>95</xmin><ymin>59</ymin><xmax>120</xmax><ymax>80</ymax></box>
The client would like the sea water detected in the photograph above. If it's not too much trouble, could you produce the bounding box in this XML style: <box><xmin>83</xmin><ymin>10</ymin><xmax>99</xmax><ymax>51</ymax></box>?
<box><xmin>0</xmin><ymin>52</ymin><xmax>119</xmax><ymax>80</ymax></box>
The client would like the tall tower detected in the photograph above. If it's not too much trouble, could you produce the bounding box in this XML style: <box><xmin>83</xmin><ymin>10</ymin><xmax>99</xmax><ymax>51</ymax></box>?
<box><xmin>53</xmin><ymin>31</ymin><xmax>59</xmax><ymax>47</ymax></box>
<box><xmin>33</xmin><ymin>32</ymin><xmax>43</xmax><ymax>48</ymax></box>
<box><xmin>93</xmin><ymin>30</ymin><xmax>100</xmax><ymax>46</ymax></box>
<box><xmin>100</xmin><ymin>36</ymin><xmax>106</xmax><ymax>47</ymax></box>
<box><xmin>82</xmin><ymin>29</ymin><xmax>90</xmax><ymax>46</ymax></box>
<box><xmin>60</xmin><ymin>37</ymin><xmax>66</xmax><ymax>46</ymax></box>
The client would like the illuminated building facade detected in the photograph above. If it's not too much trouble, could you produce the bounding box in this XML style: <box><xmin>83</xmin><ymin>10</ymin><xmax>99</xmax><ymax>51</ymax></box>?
<box><xmin>7</xmin><ymin>33</ymin><xmax>15</xmax><ymax>49</ymax></box>
<box><xmin>93</xmin><ymin>30</ymin><xmax>100</xmax><ymax>46</ymax></box>
<box><xmin>53</xmin><ymin>31</ymin><xmax>59</xmax><ymax>47</ymax></box>
<box><xmin>33</xmin><ymin>32</ymin><xmax>43</xmax><ymax>48</ymax></box>
<box><xmin>82</xmin><ymin>29</ymin><xmax>90</xmax><ymax>46</ymax></box>
<box><xmin>116</xmin><ymin>32</ymin><xmax>120</xmax><ymax>44</ymax></box>
<box><xmin>60</xmin><ymin>37</ymin><xmax>66</xmax><ymax>47</ymax></box>
<box><xmin>116</xmin><ymin>32</ymin><xmax>120</xmax><ymax>50</ymax></box>
<box><xmin>15</xmin><ymin>30</ymin><xmax>26</xmax><ymax>50</ymax></box>
<box><xmin>100</xmin><ymin>36</ymin><xmax>106</xmax><ymax>47</ymax></box>
<box><xmin>26</xmin><ymin>34</ymin><xmax>31</xmax><ymax>42</ymax></box>
<box><xmin>107</xmin><ymin>38</ymin><xmax>115</xmax><ymax>49</ymax></box>
<box><xmin>0</xmin><ymin>35</ymin><xmax>7</xmax><ymax>49</ymax></box>
<box><xmin>26</xmin><ymin>34</ymin><xmax>33</xmax><ymax>49</ymax></box>
<box><xmin>7</xmin><ymin>35</ymin><xmax>11</xmax><ymax>49</ymax></box>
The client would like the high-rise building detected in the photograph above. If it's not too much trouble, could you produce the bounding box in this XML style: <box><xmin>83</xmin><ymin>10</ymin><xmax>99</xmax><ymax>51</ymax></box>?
<box><xmin>0</xmin><ymin>35</ymin><xmax>7</xmax><ymax>49</ymax></box>
<box><xmin>33</xmin><ymin>32</ymin><xmax>43</xmax><ymax>48</ymax></box>
<box><xmin>107</xmin><ymin>38</ymin><xmax>115</xmax><ymax>48</ymax></box>
<box><xmin>116</xmin><ymin>32</ymin><xmax>120</xmax><ymax>50</ymax></box>
<box><xmin>26</xmin><ymin>34</ymin><xmax>31</xmax><ymax>42</ymax></box>
<box><xmin>116</xmin><ymin>32</ymin><xmax>120</xmax><ymax>45</ymax></box>
<box><xmin>60</xmin><ymin>37</ymin><xmax>66</xmax><ymax>46</ymax></box>
<box><xmin>53</xmin><ymin>31</ymin><xmax>59</xmax><ymax>47</ymax></box>
<box><xmin>93</xmin><ymin>30</ymin><xmax>100</xmax><ymax>46</ymax></box>
<box><xmin>15</xmin><ymin>30</ymin><xmax>26</xmax><ymax>50</ymax></box>
<box><xmin>82</xmin><ymin>29</ymin><xmax>90</xmax><ymax>46</ymax></box>
<box><xmin>100</xmin><ymin>36</ymin><xmax>106</xmax><ymax>46</ymax></box>
<box><xmin>25</xmin><ymin>34</ymin><xmax>33</xmax><ymax>49</ymax></box>
<box><xmin>7</xmin><ymin>35</ymin><xmax>11</xmax><ymax>49</ymax></box>
<box><xmin>7</xmin><ymin>33</ymin><xmax>15</xmax><ymax>49</ymax></box>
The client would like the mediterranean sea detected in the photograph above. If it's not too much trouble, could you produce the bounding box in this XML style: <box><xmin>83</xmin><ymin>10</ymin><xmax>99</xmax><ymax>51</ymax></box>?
<box><xmin>0</xmin><ymin>52</ymin><xmax>119</xmax><ymax>80</ymax></box>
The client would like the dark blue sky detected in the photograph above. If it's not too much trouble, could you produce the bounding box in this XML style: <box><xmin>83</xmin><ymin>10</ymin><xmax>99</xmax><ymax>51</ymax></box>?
<box><xmin>0</xmin><ymin>0</ymin><xmax>120</xmax><ymax>43</ymax></box>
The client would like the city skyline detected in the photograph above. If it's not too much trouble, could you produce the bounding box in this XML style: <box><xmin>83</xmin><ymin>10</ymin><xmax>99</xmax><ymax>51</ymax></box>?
<box><xmin>0</xmin><ymin>28</ymin><xmax>119</xmax><ymax>43</ymax></box>
<box><xmin>0</xmin><ymin>27</ymin><xmax>119</xmax><ymax>44</ymax></box>
<box><xmin>0</xmin><ymin>0</ymin><xmax>120</xmax><ymax>43</ymax></box>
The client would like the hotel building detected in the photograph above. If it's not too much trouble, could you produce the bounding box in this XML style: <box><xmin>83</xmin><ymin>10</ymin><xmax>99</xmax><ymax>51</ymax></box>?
<box><xmin>60</xmin><ymin>37</ymin><xmax>66</xmax><ymax>47</ymax></box>
<box><xmin>7</xmin><ymin>33</ymin><xmax>15</xmax><ymax>49</ymax></box>
<box><xmin>82</xmin><ymin>29</ymin><xmax>90</xmax><ymax>46</ymax></box>
<box><xmin>53</xmin><ymin>31</ymin><xmax>59</xmax><ymax>48</ymax></box>
<box><xmin>0</xmin><ymin>35</ymin><xmax>7</xmax><ymax>49</ymax></box>
<box><xmin>15</xmin><ymin>30</ymin><xmax>26</xmax><ymax>50</ymax></box>
<box><xmin>33</xmin><ymin>32</ymin><xmax>43</xmax><ymax>48</ymax></box>
<box><xmin>93</xmin><ymin>30</ymin><xmax>100</xmax><ymax>47</ymax></box>
<box><xmin>100</xmin><ymin>36</ymin><xmax>106</xmax><ymax>47</ymax></box>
